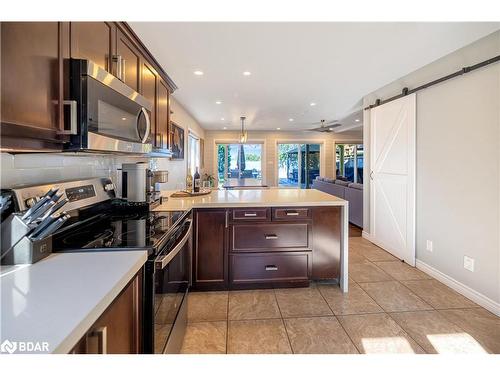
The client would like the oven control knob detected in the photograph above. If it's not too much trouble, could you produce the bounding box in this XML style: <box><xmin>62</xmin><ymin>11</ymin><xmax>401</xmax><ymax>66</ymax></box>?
<box><xmin>25</xmin><ymin>197</ymin><xmax>38</xmax><ymax>208</ymax></box>
<box><xmin>103</xmin><ymin>183</ymin><xmax>115</xmax><ymax>192</ymax></box>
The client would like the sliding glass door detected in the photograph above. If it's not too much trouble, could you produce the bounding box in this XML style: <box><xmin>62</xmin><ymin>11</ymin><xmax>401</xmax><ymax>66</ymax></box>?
<box><xmin>336</xmin><ymin>143</ymin><xmax>363</xmax><ymax>183</ymax></box>
<box><xmin>217</xmin><ymin>143</ymin><xmax>262</xmax><ymax>186</ymax></box>
<box><xmin>278</xmin><ymin>143</ymin><xmax>320</xmax><ymax>189</ymax></box>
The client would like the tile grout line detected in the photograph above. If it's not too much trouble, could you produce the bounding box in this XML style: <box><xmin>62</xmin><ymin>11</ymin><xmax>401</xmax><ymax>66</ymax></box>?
<box><xmin>273</xmin><ymin>288</ymin><xmax>295</xmax><ymax>354</ymax></box>
<box><xmin>316</xmin><ymin>284</ymin><xmax>360</xmax><ymax>354</ymax></box>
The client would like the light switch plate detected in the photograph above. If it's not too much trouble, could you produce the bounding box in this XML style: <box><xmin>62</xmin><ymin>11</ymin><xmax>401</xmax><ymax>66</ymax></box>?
<box><xmin>426</xmin><ymin>240</ymin><xmax>433</xmax><ymax>252</ymax></box>
<box><xmin>464</xmin><ymin>256</ymin><xmax>474</xmax><ymax>272</ymax></box>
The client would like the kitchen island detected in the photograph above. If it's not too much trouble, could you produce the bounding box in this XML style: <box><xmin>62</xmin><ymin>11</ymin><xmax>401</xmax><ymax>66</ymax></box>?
<box><xmin>154</xmin><ymin>188</ymin><xmax>349</xmax><ymax>292</ymax></box>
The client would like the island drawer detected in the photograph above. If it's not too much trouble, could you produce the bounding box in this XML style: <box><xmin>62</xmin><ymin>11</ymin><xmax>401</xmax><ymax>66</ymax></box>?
<box><xmin>231</xmin><ymin>223</ymin><xmax>310</xmax><ymax>252</ymax></box>
<box><xmin>272</xmin><ymin>207</ymin><xmax>310</xmax><ymax>220</ymax></box>
<box><xmin>230</xmin><ymin>252</ymin><xmax>311</xmax><ymax>284</ymax></box>
<box><xmin>232</xmin><ymin>208</ymin><xmax>271</xmax><ymax>221</ymax></box>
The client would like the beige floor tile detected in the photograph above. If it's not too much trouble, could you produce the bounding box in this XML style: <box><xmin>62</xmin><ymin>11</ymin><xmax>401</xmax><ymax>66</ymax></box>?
<box><xmin>390</xmin><ymin>310</ymin><xmax>489</xmax><ymax>354</ymax></box>
<box><xmin>359</xmin><ymin>281</ymin><xmax>432</xmax><ymax>312</ymax></box>
<box><xmin>284</xmin><ymin>316</ymin><xmax>358</xmax><ymax>354</ymax></box>
<box><xmin>438</xmin><ymin>308</ymin><xmax>500</xmax><ymax>353</ymax></box>
<box><xmin>275</xmin><ymin>287</ymin><xmax>333</xmax><ymax>318</ymax></box>
<box><xmin>318</xmin><ymin>283</ymin><xmax>383</xmax><ymax>315</ymax></box>
<box><xmin>349</xmin><ymin>262</ymin><xmax>393</xmax><ymax>283</ymax></box>
<box><xmin>338</xmin><ymin>313</ymin><xmax>425</xmax><ymax>354</ymax></box>
<box><xmin>349</xmin><ymin>248</ymin><xmax>369</xmax><ymax>264</ymax></box>
<box><xmin>350</xmin><ymin>238</ymin><xmax>398</xmax><ymax>262</ymax></box>
<box><xmin>180</xmin><ymin>321</ymin><xmax>227</xmax><ymax>354</ymax></box>
<box><xmin>227</xmin><ymin>319</ymin><xmax>292</xmax><ymax>354</ymax></box>
<box><xmin>373</xmin><ymin>261</ymin><xmax>432</xmax><ymax>281</ymax></box>
<box><xmin>402</xmin><ymin>280</ymin><xmax>477</xmax><ymax>309</ymax></box>
<box><xmin>188</xmin><ymin>291</ymin><xmax>228</xmax><ymax>322</ymax></box>
<box><xmin>229</xmin><ymin>289</ymin><xmax>281</xmax><ymax>320</ymax></box>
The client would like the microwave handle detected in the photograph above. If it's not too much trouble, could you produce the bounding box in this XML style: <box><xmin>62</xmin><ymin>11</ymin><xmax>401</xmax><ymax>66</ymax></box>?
<box><xmin>58</xmin><ymin>100</ymin><xmax>78</xmax><ymax>135</ymax></box>
<box><xmin>155</xmin><ymin>219</ymin><xmax>192</xmax><ymax>270</ymax></box>
<box><xmin>138</xmin><ymin>107</ymin><xmax>151</xmax><ymax>144</ymax></box>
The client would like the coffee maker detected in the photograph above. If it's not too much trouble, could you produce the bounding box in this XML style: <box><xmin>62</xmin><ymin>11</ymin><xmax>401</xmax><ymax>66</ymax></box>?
<box><xmin>121</xmin><ymin>162</ymin><xmax>168</xmax><ymax>209</ymax></box>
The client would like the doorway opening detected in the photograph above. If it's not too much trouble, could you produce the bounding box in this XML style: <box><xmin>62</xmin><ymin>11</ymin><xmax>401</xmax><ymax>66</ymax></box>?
<box><xmin>277</xmin><ymin>143</ymin><xmax>320</xmax><ymax>189</ymax></box>
<box><xmin>217</xmin><ymin>143</ymin><xmax>263</xmax><ymax>187</ymax></box>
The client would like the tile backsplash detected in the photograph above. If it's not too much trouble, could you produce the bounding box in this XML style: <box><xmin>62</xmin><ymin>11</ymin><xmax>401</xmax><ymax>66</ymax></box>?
<box><xmin>0</xmin><ymin>152</ymin><xmax>187</xmax><ymax>194</ymax></box>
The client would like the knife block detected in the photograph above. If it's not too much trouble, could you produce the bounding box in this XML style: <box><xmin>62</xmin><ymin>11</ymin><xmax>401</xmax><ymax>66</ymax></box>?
<box><xmin>0</xmin><ymin>213</ymin><xmax>52</xmax><ymax>265</ymax></box>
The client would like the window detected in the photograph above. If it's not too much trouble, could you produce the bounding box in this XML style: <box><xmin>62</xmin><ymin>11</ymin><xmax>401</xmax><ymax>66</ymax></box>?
<box><xmin>336</xmin><ymin>143</ymin><xmax>363</xmax><ymax>183</ymax></box>
<box><xmin>188</xmin><ymin>132</ymin><xmax>200</xmax><ymax>174</ymax></box>
<box><xmin>278</xmin><ymin>143</ymin><xmax>320</xmax><ymax>189</ymax></box>
<box><xmin>217</xmin><ymin>143</ymin><xmax>262</xmax><ymax>186</ymax></box>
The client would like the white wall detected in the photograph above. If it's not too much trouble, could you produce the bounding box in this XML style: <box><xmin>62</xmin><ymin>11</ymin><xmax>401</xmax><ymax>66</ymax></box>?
<box><xmin>154</xmin><ymin>97</ymin><xmax>206</xmax><ymax>189</ymax></box>
<box><xmin>204</xmin><ymin>130</ymin><xmax>362</xmax><ymax>187</ymax></box>
<box><xmin>363</xmin><ymin>31</ymin><xmax>500</xmax><ymax>306</ymax></box>
<box><xmin>0</xmin><ymin>97</ymin><xmax>205</xmax><ymax>192</ymax></box>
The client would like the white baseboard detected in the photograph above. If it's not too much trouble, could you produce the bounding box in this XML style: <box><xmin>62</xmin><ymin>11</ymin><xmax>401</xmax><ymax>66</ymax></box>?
<box><xmin>361</xmin><ymin>230</ymin><xmax>373</xmax><ymax>240</ymax></box>
<box><xmin>416</xmin><ymin>259</ymin><xmax>500</xmax><ymax>317</ymax></box>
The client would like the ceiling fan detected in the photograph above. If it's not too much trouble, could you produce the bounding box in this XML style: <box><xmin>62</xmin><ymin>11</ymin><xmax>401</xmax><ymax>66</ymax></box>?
<box><xmin>308</xmin><ymin>119</ymin><xmax>342</xmax><ymax>132</ymax></box>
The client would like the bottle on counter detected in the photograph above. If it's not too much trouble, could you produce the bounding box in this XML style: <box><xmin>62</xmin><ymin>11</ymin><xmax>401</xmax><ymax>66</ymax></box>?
<box><xmin>186</xmin><ymin>167</ymin><xmax>193</xmax><ymax>192</ymax></box>
<box><xmin>193</xmin><ymin>167</ymin><xmax>201</xmax><ymax>193</ymax></box>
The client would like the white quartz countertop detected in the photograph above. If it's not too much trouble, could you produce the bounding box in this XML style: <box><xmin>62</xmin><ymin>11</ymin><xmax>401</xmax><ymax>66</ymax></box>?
<box><xmin>0</xmin><ymin>250</ymin><xmax>147</xmax><ymax>354</ymax></box>
<box><xmin>154</xmin><ymin>188</ymin><xmax>347</xmax><ymax>212</ymax></box>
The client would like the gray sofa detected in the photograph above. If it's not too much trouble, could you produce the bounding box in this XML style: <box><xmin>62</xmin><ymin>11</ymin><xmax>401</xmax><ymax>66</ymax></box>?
<box><xmin>311</xmin><ymin>177</ymin><xmax>363</xmax><ymax>228</ymax></box>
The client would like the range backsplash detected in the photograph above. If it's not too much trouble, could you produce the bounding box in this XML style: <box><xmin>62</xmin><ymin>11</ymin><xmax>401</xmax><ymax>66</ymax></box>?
<box><xmin>0</xmin><ymin>152</ymin><xmax>187</xmax><ymax>194</ymax></box>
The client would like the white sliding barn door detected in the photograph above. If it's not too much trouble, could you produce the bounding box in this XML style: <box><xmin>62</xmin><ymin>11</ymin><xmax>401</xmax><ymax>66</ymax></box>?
<box><xmin>369</xmin><ymin>94</ymin><xmax>416</xmax><ymax>266</ymax></box>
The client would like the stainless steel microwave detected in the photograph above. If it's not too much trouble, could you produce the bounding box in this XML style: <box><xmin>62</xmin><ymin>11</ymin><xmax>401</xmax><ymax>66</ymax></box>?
<box><xmin>64</xmin><ymin>59</ymin><xmax>153</xmax><ymax>154</ymax></box>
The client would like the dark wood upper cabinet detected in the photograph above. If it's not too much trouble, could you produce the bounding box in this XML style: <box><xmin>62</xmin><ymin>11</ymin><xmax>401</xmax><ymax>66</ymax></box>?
<box><xmin>70</xmin><ymin>22</ymin><xmax>115</xmax><ymax>72</ymax></box>
<box><xmin>141</xmin><ymin>61</ymin><xmax>157</xmax><ymax>138</ymax></box>
<box><xmin>0</xmin><ymin>22</ymin><xmax>65</xmax><ymax>151</ymax></box>
<box><xmin>156</xmin><ymin>79</ymin><xmax>170</xmax><ymax>149</ymax></box>
<box><xmin>116</xmin><ymin>27</ymin><xmax>141</xmax><ymax>92</ymax></box>
<box><xmin>1</xmin><ymin>21</ymin><xmax>176</xmax><ymax>153</ymax></box>
<box><xmin>193</xmin><ymin>209</ymin><xmax>228</xmax><ymax>290</ymax></box>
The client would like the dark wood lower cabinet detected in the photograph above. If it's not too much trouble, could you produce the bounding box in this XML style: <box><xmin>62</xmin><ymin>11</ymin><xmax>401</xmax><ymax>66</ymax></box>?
<box><xmin>192</xmin><ymin>209</ymin><xmax>228</xmax><ymax>290</ymax></box>
<box><xmin>192</xmin><ymin>206</ymin><xmax>341</xmax><ymax>291</ymax></box>
<box><xmin>70</xmin><ymin>269</ymin><xmax>142</xmax><ymax>354</ymax></box>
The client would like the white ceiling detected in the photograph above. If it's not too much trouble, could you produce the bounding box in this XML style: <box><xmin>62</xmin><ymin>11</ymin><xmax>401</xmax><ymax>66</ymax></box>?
<box><xmin>130</xmin><ymin>22</ymin><xmax>499</xmax><ymax>131</ymax></box>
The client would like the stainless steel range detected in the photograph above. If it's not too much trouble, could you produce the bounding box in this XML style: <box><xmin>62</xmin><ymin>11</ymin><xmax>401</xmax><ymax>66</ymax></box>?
<box><xmin>1</xmin><ymin>178</ymin><xmax>192</xmax><ymax>354</ymax></box>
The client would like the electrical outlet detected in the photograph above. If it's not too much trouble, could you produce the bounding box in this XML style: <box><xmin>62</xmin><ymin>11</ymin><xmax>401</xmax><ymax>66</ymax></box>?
<box><xmin>464</xmin><ymin>256</ymin><xmax>475</xmax><ymax>272</ymax></box>
<box><xmin>426</xmin><ymin>240</ymin><xmax>433</xmax><ymax>252</ymax></box>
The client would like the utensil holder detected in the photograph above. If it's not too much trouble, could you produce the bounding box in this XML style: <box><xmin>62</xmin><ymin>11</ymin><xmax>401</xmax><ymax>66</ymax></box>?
<box><xmin>1</xmin><ymin>213</ymin><xmax>36</xmax><ymax>251</ymax></box>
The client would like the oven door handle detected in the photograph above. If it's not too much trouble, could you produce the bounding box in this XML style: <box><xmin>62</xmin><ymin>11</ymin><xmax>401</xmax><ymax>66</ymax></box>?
<box><xmin>155</xmin><ymin>219</ymin><xmax>192</xmax><ymax>270</ymax></box>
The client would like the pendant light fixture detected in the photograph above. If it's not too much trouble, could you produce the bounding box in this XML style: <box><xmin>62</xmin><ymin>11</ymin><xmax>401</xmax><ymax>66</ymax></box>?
<box><xmin>239</xmin><ymin>116</ymin><xmax>248</xmax><ymax>143</ymax></box>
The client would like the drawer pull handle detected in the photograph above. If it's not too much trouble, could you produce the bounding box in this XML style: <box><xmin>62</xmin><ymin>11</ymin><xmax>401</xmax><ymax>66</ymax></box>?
<box><xmin>265</xmin><ymin>234</ymin><xmax>278</xmax><ymax>240</ymax></box>
<box><xmin>265</xmin><ymin>265</ymin><xmax>278</xmax><ymax>271</ymax></box>
<box><xmin>244</xmin><ymin>212</ymin><xmax>257</xmax><ymax>217</ymax></box>
<box><xmin>286</xmin><ymin>212</ymin><xmax>299</xmax><ymax>216</ymax></box>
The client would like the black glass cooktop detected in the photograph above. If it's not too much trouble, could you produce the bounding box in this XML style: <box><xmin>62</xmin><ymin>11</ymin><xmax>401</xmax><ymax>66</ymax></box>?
<box><xmin>52</xmin><ymin>209</ymin><xmax>187</xmax><ymax>254</ymax></box>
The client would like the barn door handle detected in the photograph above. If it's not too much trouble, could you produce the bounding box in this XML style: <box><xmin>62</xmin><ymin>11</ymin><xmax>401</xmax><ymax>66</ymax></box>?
<box><xmin>370</xmin><ymin>171</ymin><xmax>374</xmax><ymax>180</ymax></box>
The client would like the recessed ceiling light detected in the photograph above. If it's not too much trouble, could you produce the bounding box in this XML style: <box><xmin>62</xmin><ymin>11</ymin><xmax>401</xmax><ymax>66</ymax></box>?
<box><xmin>223</xmin><ymin>127</ymin><xmax>227</xmax><ymax>130</ymax></box>
<box><xmin>121</xmin><ymin>117</ymin><xmax>127</xmax><ymax>121</ymax></box>
<box><xmin>355</xmin><ymin>118</ymin><xmax>360</xmax><ymax>122</ymax></box>
<box><xmin>276</xmin><ymin>127</ymin><xmax>281</xmax><ymax>130</ymax></box>
<box><xmin>288</xmin><ymin>118</ymin><xmax>294</xmax><ymax>122</ymax></box>
<box><xmin>221</xmin><ymin>117</ymin><xmax>225</xmax><ymax>121</ymax></box>
<box><xmin>243</xmin><ymin>71</ymin><xmax>251</xmax><ymax>76</ymax></box>
<box><xmin>215</xmin><ymin>101</ymin><xmax>222</xmax><ymax>105</ymax></box>
<box><xmin>310</xmin><ymin>102</ymin><xmax>317</xmax><ymax>106</ymax></box>
<box><xmin>193</xmin><ymin>70</ymin><xmax>204</xmax><ymax>76</ymax></box>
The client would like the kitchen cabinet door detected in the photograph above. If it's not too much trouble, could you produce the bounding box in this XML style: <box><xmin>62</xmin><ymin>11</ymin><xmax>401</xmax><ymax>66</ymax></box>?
<box><xmin>0</xmin><ymin>22</ymin><xmax>65</xmax><ymax>152</ymax></box>
<box><xmin>141</xmin><ymin>61</ymin><xmax>157</xmax><ymax>139</ymax></box>
<box><xmin>156</xmin><ymin>78</ymin><xmax>170</xmax><ymax>150</ymax></box>
<box><xmin>116</xmin><ymin>27</ymin><xmax>141</xmax><ymax>92</ymax></box>
<box><xmin>70</xmin><ymin>22</ymin><xmax>115</xmax><ymax>72</ymax></box>
<box><xmin>193</xmin><ymin>209</ymin><xmax>228</xmax><ymax>290</ymax></box>
<box><xmin>71</xmin><ymin>270</ymin><xmax>142</xmax><ymax>354</ymax></box>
